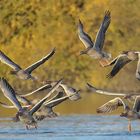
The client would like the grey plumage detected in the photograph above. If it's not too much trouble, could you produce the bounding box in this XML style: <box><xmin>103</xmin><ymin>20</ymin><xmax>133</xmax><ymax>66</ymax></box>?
<box><xmin>106</xmin><ymin>51</ymin><xmax>140</xmax><ymax>79</ymax></box>
<box><xmin>96</xmin><ymin>97</ymin><xmax>128</xmax><ymax>113</ymax></box>
<box><xmin>0</xmin><ymin>77</ymin><xmax>62</xmax><ymax>129</ymax></box>
<box><xmin>0</xmin><ymin>48</ymin><xmax>55</xmax><ymax>80</ymax></box>
<box><xmin>96</xmin><ymin>96</ymin><xmax>140</xmax><ymax>132</ymax></box>
<box><xmin>78</xmin><ymin>10</ymin><xmax>111</xmax><ymax>66</ymax></box>
<box><xmin>86</xmin><ymin>82</ymin><xmax>139</xmax><ymax>101</ymax></box>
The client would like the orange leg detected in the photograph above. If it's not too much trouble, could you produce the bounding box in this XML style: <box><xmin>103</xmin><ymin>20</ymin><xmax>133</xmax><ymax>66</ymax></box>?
<box><xmin>128</xmin><ymin>120</ymin><xmax>131</xmax><ymax>132</ymax></box>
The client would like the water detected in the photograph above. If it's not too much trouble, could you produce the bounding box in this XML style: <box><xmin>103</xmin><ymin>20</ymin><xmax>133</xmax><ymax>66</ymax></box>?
<box><xmin>0</xmin><ymin>115</ymin><xmax>140</xmax><ymax>140</ymax></box>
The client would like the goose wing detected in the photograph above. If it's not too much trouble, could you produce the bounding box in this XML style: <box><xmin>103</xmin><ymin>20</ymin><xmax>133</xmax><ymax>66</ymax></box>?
<box><xmin>136</xmin><ymin>54</ymin><xmax>140</xmax><ymax>80</ymax></box>
<box><xmin>21</xmin><ymin>84</ymin><xmax>52</xmax><ymax>97</ymax></box>
<box><xmin>86</xmin><ymin>83</ymin><xmax>127</xmax><ymax>96</ymax></box>
<box><xmin>97</xmin><ymin>97</ymin><xmax>127</xmax><ymax>113</ymax></box>
<box><xmin>0</xmin><ymin>78</ymin><xmax>23</xmax><ymax>111</ymax></box>
<box><xmin>94</xmin><ymin>10</ymin><xmax>111</xmax><ymax>51</ymax></box>
<box><xmin>16</xmin><ymin>95</ymin><xmax>32</xmax><ymax>105</ymax></box>
<box><xmin>29</xmin><ymin>79</ymin><xmax>62</xmax><ymax>115</ymax></box>
<box><xmin>107</xmin><ymin>54</ymin><xmax>131</xmax><ymax>78</ymax></box>
<box><xmin>104</xmin><ymin>56</ymin><xmax>119</xmax><ymax>67</ymax></box>
<box><xmin>133</xmin><ymin>96</ymin><xmax>140</xmax><ymax>112</ymax></box>
<box><xmin>24</xmin><ymin>48</ymin><xmax>55</xmax><ymax>74</ymax></box>
<box><xmin>0</xmin><ymin>101</ymin><xmax>31</xmax><ymax>109</ymax></box>
<box><xmin>0</xmin><ymin>51</ymin><xmax>21</xmax><ymax>71</ymax></box>
<box><xmin>78</xmin><ymin>19</ymin><xmax>94</xmax><ymax>49</ymax></box>
<box><xmin>44</xmin><ymin>92</ymin><xmax>66</xmax><ymax>107</ymax></box>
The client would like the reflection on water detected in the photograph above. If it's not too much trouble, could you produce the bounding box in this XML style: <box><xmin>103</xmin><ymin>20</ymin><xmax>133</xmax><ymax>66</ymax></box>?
<box><xmin>0</xmin><ymin>115</ymin><xmax>140</xmax><ymax>140</ymax></box>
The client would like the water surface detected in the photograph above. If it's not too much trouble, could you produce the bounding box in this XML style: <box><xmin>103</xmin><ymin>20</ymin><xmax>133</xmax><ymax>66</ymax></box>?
<box><xmin>0</xmin><ymin>115</ymin><xmax>140</xmax><ymax>140</ymax></box>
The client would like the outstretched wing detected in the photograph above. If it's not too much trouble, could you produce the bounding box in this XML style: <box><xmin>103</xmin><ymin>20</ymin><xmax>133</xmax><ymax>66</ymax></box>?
<box><xmin>0</xmin><ymin>78</ymin><xmax>23</xmax><ymax>111</ymax></box>
<box><xmin>94</xmin><ymin>10</ymin><xmax>111</xmax><ymax>51</ymax></box>
<box><xmin>86</xmin><ymin>83</ymin><xmax>127</xmax><ymax>96</ymax></box>
<box><xmin>136</xmin><ymin>54</ymin><xmax>140</xmax><ymax>80</ymax></box>
<box><xmin>16</xmin><ymin>95</ymin><xmax>32</xmax><ymax>105</ymax></box>
<box><xmin>29</xmin><ymin>79</ymin><xmax>63</xmax><ymax>115</ymax></box>
<box><xmin>107</xmin><ymin>54</ymin><xmax>131</xmax><ymax>78</ymax></box>
<box><xmin>25</xmin><ymin>48</ymin><xmax>55</xmax><ymax>74</ymax></box>
<box><xmin>0</xmin><ymin>101</ymin><xmax>31</xmax><ymax>109</ymax></box>
<box><xmin>45</xmin><ymin>92</ymin><xmax>66</xmax><ymax>108</ymax></box>
<box><xmin>133</xmin><ymin>96</ymin><xmax>140</xmax><ymax>112</ymax></box>
<box><xmin>20</xmin><ymin>84</ymin><xmax>52</xmax><ymax>97</ymax></box>
<box><xmin>0</xmin><ymin>51</ymin><xmax>21</xmax><ymax>71</ymax></box>
<box><xmin>78</xmin><ymin>19</ymin><xmax>94</xmax><ymax>49</ymax></box>
<box><xmin>97</xmin><ymin>97</ymin><xmax>127</xmax><ymax>113</ymax></box>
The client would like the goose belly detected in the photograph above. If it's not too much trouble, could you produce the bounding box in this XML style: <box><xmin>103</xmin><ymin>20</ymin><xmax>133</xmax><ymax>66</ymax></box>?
<box><xmin>17</xmin><ymin>70</ymin><xmax>31</xmax><ymax>80</ymax></box>
<box><xmin>127</xmin><ymin>112</ymin><xmax>139</xmax><ymax>120</ymax></box>
<box><xmin>88</xmin><ymin>50</ymin><xmax>102</xmax><ymax>59</ymax></box>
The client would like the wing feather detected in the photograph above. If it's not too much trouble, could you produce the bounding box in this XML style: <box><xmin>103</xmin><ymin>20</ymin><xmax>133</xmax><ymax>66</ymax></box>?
<box><xmin>94</xmin><ymin>10</ymin><xmax>111</xmax><ymax>51</ymax></box>
<box><xmin>0</xmin><ymin>51</ymin><xmax>21</xmax><ymax>71</ymax></box>
<box><xmin>25</xmin><ymin>48</ymin><xmax>55</xmax><ymax>74</ymax></box>
<box><xmin>78</xmin><ymin>19</ymin><xmax>94</xmax><ymax>48</ymax></box>
<box><xmin>29</xmin><ymin>79</ymin><xmax>62</xmax><ymax>115</ymax></box>
<box><xmin>107</xmin><ymin>54</ymin><xmax>131</xmax><ymax>78</ymax></box>
<box><xmin>133</xmin><ymin>96</ymin><xmax>140</xmax><ymax>112</ymax></box>
<box><xmin>0</xmin><ymin>78</ymin><xmax>23</xmax><ymax>111</ymax></box>
<box><xmin>97</xmin><ymin>97</ymin><xmax>126</xmax><ymax>113</ymax></box>
<box><xmin>86</xmin><ymin>83</ymin><xmax>127</xmax><ymax>96</ymax></box>
<box><xmin>136</xmin><ymin>54</ymin><xmax>140</xmax><ymax>80</ymax></box>
<box><xmin>0</xmin><ymin>101</ymin><xmax>30</xmax><ymax>109</ymax></box>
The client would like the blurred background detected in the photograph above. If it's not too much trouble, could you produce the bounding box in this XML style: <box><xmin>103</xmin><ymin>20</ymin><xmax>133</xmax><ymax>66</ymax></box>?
<box><xmin>0</xmin><ymin>0</ymin><xmax>140</xmax><ymax>117</ymax></box>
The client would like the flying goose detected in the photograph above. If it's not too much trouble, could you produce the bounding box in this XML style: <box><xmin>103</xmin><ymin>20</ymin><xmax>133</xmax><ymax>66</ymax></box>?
<box><xmin>35</xmin><ymin>91</ymin><xmax>69</xmax><ymax>120</ymax></box>
<box><xmin>0</xmin><ymin>48</ymin><xmax>55</xmax><ymax>80</ymax></box>
<box><xmin>78</xmin><ymin>10</ymin><xmax>111</xmax><ymax>67</ymax></box>
<box><xmin>105</xmin><ymin>51</ymin><xmax>140</xmax><ymax>80</ymax></box>
<box><xmin>0</xmin><ymin>77</ymin><xmax>62</xmax><ymax>129</ymax></box>
<box><xmin>0</xmin><ymin>88</ymin><xmax>74</xmax><ymax>120</ymax></box>
<box><xmin>21</xmin><ymin>82</ymin><xmax>81</xmax><ymax>118</ymax></box>
<box><xmin>96</xmin><ymin>96</ymin><xmax>140</xmax><ymax>132</ymax></box>
<box><xmin>0</xmin><ymin>91</ymin><xmax>70</xmax><ymax>121</ymax></box>
<box><xmin>60</xmin><ymin>84</ymin><xmax>81</xmax><ymax>101</ymax></box>
<box><xmin>21</xmin><ymin>82</ymin><xmax>81</xmax><ymax>101</ymax></box>
<box><xmin>87</xmin><ymin>83</ymin><xmax>140</xmax><ymax>101</ymax></box>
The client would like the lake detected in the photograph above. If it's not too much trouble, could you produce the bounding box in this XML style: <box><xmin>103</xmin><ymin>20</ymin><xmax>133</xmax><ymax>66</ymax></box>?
<box><xmin>0</xmin><ymin>115</ymin><xmax>140</xmax><ymax>140</ymax></box>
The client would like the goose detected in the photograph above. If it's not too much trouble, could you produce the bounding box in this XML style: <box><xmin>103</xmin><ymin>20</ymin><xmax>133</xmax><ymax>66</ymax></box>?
<box><xmin>0</xmin><ymin>91</ymin><xmax>70</xmax><ymax>121</ymax></box>
<box><xmin>35</xmin><ymin>91</ymin><xmax>70</xmax><ymax>120</ymax></box>
<box><xmin>21</xmin><ymin>82</ymin><xmax>81</xmax><ymax>101</ymax></box>
<box><xmin>87</xmin><ymin>83</ymin><xmax>140</xmax><ymax>101</ymax></box>
<box><xmin>96</xmin><ymin>97</ymin><xmax>140</xmax><ymax>132</ymax></box>
<box><xmin>59</xmin><ymin>84</ymin><xmax>81</xmax><ymax>101</ymax></box>
<box><xmin>78</xmin><ymin>10</ymin><xmax>111</xmax><ymax>67</ymax></box>
<box><xmin>0</xmin><ymin>77</ymin><xmax>62</xmax><ymax>129</ymax></box>
<box><xmin>105</xmin><ymin>51</ymin><xmax>140</xmax><ymax>80</ymax></box>
<box><xmin>0</xmin><ymin>48</ymin><xmax>55</xmax><ymax>80</ymax></box>
<box><xmin>0</xmin><ymin>88</ymin><xmax>75</xmax><ymax>121</ymax></box>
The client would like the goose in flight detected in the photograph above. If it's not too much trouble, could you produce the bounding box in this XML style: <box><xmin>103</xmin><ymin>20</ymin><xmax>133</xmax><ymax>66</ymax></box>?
<box><xmin>105</xmin><ymin>51</ymin><xmax>140</xmax><ymax>80</ymax></box>
<box><xmin>0</xmin><ymin>77</ymin><xmax>62</xmax><ymax>129</ymax></box>
<box><xmin>87</xmin><ymin>83</ymin><xmax>140</xmax><ymax>101</ymax></box>
<box><xmin>0</xmin><ymin>91</ymin><xmax>70</xmax><ymax>121</ymax></box>
<box><xmin>78</xmin><ymin>10</ymin><xmax>111</xmax><ymax>67</ymax></box>
<box><xmin>96</xmin><ymin>97</ymin><xmax>140</xmax><ymax>132</ymax></box>
<box><xmin>0</xmin><ymin>48</ymin><xmax>55</xmax><ymax>80</ymax></box>
<box><xmin>0</xmin><ymin>86</ymin><xmax>76</xmax><ymax>121</ymax></box>
<box><xmin>21</xmin><ymin>81</ymin><xmax>81</xmax><ymax>101</ymax></box>
<box><xmin>35</xmin><ymin>91</ymin><xmax>70</xmax><ymax>120</ymax></box>
<box><xmin>60</xmin><ymin>84</ymin><xmax>81</xmax><ymax>101</ymax></box>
